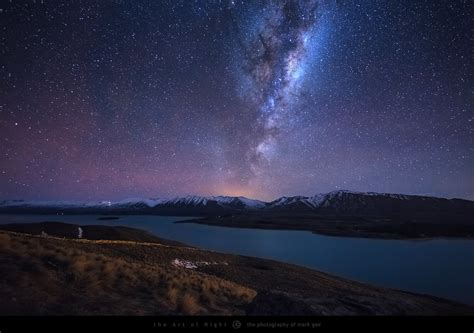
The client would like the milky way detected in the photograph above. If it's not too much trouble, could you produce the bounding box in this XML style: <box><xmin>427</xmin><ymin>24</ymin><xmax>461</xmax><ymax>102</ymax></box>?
<box><xmin>237</xmin><ymin>0</ymin><xmax>322</xmax><ymax>171</ymax></box>
<box><xmin>1</xmin><ymin>0</ymin><xmax>472</xmax><ymax>201</ymax></box>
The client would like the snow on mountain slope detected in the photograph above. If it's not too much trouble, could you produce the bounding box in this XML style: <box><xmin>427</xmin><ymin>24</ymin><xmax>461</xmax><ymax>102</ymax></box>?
<box><xmin>158</xmin><ymin>195</ymin><xmax>266</xmax><ymax>209</ymax></box>
<box><xmin>266</xmin><ymin>190</ymin><xmax>466</xmax><ymax>211</ymax></box>
<box><xmin>0</xmin><ymin>196</ymin><xmax>261</xmax><ymax>209</ymax></box>
<box><xmin>231</xmin><ymin>196</ymin><xmax>267</xmax><ymax>209</ymax></box>
<box><xmin>2</xmin><ymin>191</ymin><xmax>472</xmax><ymax>215</ymax></box>
<box><xmin>268</xmin><ymin>196</ymin><xmax>317</xmax><ymax>209</ymax></box>
<box><xmin>113</xmin><ymin>198</ymin><xmax>166</xmax><ymax>208</ymax></box>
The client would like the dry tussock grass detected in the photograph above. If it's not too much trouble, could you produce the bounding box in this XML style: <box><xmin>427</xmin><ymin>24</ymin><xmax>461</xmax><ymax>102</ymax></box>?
<box><xmin>0</xmin><ymin>231</ymin><xmax>256</xmax><ymax>315</ymax></box>
<box><xmin>2</xmin><ymin>229</ymin><xmax>472</xmax><ymax>316</ymax></box>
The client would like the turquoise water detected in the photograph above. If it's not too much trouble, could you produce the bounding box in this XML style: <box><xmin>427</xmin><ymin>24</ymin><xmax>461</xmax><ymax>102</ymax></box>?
<box><xmin>1</xmin><ymin>214</ymin><xmax>473</xmax><ymax>305</ymax></box>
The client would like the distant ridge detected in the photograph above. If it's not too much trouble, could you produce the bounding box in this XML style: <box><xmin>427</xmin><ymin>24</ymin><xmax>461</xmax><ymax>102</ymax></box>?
<box><xmin>1</xmin><ymin>190</ymin><xmax>473</xmax><ymax>224</ymax></box>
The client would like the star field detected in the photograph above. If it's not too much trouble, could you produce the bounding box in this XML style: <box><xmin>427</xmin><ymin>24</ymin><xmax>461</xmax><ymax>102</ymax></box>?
<box><xmin>1</xmin><ymin>0</ymin><xmax>472</xmax><ymax>201</ymax></box>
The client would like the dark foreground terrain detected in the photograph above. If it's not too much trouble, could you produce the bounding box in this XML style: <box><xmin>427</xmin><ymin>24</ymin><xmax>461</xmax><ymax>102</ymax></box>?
<box><xmin>180</xmin><ymin>214</ymin><xmax>474</xmax><ymax>239</ymax></box>
<box><xmin>0</xmin><ymin>222</ymin><xmax>472</xmax><ymax>315</ymax></box>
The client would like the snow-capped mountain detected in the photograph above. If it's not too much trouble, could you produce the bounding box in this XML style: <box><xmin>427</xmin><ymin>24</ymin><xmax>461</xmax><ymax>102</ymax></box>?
<box><xmin>268</xmin><ymin>190</ymin><xmax>409</xmax><ymax>210</ymax></box>
<box><xmin>112</xmin><ymin>198</ymin><xmax>166</xmax><ymax>209</ymax></box>
<box><xmin>267</xmin><ymin>196</ymin><xmax>320</xmax><ymax>211</ymax></box>
<box><xmin>267</xmin><ymin>190</ymin><xmax>474</xmax><ymax>219</ymax></box>
<box><xmin>109</xmin><ymin>195</ymin><xmax>266</xmax><ymax>210</ymax></box>
<box><xmin>1</xmin><ymin>190</ymin><xmax>473</xmax><ymax>219</ymax></box>
<box><xmin>0</xmin><ymin>195</ymin><xmax>267</xmax><ymax>214</ymax></box>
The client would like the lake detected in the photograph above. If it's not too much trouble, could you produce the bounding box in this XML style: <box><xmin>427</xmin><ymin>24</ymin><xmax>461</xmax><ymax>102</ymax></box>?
<box><xmin>1</xmin><ymin>214</ymin><xmax>473</xmax><ymax>305</ymax></box>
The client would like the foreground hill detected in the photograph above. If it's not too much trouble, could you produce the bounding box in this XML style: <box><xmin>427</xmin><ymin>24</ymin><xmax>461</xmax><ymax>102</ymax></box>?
<box><xmin>0</xmin><ymin>222</ymin><xmax>472</xmax><ymax>315</ymax></box>
<box><xmin>0</xmin><ymin>222</ymin><xmax>187</xmax><ymax>247</ymax></box>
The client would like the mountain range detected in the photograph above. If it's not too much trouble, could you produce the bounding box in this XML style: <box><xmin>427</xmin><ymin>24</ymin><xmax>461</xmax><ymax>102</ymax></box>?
<box><xmin>1</xmin><ymin>190</ymin><xmax>473</xmax><ymax>224</ymax></box>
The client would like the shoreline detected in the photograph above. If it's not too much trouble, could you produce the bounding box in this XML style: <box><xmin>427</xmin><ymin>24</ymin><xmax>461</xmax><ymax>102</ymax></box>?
<box><xmin>176</xmin><ymin>215</ymin><xmax>474</xmax><ymax>240</ymax></box>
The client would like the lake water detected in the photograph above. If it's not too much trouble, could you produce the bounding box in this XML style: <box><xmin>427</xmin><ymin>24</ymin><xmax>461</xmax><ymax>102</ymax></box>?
<box><xmin>1</xmin><ymin>214</ymin><xmax>473</xmax><ymax>305</ymax></box>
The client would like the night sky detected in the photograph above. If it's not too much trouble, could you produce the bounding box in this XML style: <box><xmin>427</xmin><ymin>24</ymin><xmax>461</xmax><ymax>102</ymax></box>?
<box><xmin>1</xmin><ymin>0</ymin><xmax>472</xmax><ymax>201</ymax></box>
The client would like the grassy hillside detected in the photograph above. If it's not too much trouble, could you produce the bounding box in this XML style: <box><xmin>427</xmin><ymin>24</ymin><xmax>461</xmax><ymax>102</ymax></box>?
<box><xmin>0</xmin><ymin>222</ymin><xmax>187</xmax><ymax>247</ymax></box>
<box><xmin>0</xmin><ymin>232</ymin><xmax>253</xmax><ymax>315</ymax></box>
<box><xmin>0</xmin><ymin>223</ymin><xmax>472</xmax><ymax>315</ymax></box>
